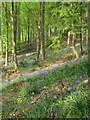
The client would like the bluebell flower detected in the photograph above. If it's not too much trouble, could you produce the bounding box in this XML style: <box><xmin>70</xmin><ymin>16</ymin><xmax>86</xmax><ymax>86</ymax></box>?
<box><xmin>42</xmin><ymin>86</ymin><xmax>47</xmax><ymax>89</ymax></box>
<box><xmin>38</xmin><ymin>93</ymin><xmax>43</xmax><ymax>97</ymax></box>
<box><xmin>76</xmin><ymin>80</ymin><xmax>80</xmax><ymax>83</ymax></box>
<box><xmin>70</xmin><ymin>84</ymin><xmax>73</xmax><ymax>86</ymax></box>
<box><xmin>48</xmin><ymin>90</ymin><xmax>55</xmax><ymax>95</ymax></box>
<box><xmin>67</xmin><ymin>87</ymin><xmax>72</xmax><ymax>91</ymax></box>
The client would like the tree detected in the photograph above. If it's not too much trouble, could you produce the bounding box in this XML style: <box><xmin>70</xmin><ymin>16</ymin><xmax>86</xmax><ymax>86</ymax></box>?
<box><xmin>88</xmin><ymin>1</ymin><xmax>90</xmax><ymax>79</ymax></box>
<box><xmin>40</xmin><ymin>2</ymin><xmax>45</xmax><ymax>60</ymax></box>
<box><xmin>5</xmin><ymin>3</ymin><xmax>9</xmax><ymax>66</ymax></box>
<box><xmin>11</xmin><ymin>2</ymin><xmax>18</xmax><ymax>70</ymax></box>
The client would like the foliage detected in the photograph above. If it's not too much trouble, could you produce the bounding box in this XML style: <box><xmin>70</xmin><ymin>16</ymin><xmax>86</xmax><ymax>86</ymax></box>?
<box><xmin>2</xmin><ymin>59</ymin><xmax>88</xmax><ymax>118</ymax></box>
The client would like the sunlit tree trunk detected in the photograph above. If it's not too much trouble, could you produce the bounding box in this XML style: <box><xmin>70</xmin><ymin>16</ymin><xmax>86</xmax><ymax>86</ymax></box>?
<box><xmin>36</xmin><ymin>19</ymin><xmax>41</xmax><ymax>60</ymax></box>
<box><xmin>72</xmin><ymin>33</ymin><xmax>79</xmax><ymax>59</ymax></box>
<box><xmin>40</xmin><ymin>2</ymin><xmax>45</xmax><ymax>60</ymax></box>
<box><xmin>67</xmin><ymin>31</ymin><xmax>70</xmax><ymax>48</ymax></box>
<box><xmin>5</xmin><ymin>3</ymin><xmax>8</xmax><ymax>67</ymax></box>
<box><xmin>11</xmin><ymin>2</ymin><xmax>18</xmax><ymax>70</ymax></box>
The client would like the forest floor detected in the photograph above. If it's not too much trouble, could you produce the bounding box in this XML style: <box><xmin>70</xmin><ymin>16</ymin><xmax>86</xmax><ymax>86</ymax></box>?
<box><xmin>1</xmin><ymin>46</ymin><xmax>89</xmax><ymax>118</ymax></box>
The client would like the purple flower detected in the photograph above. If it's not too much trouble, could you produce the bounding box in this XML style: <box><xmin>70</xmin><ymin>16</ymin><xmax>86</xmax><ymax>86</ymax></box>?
<box><xmin>48</xmin><ymin>90</ymin><xmax>55</xmax><ymax>95</ymax></box>
<box><xmin>74</xmin><ymin>80</ymin><xmax>80</xmax><ymax>85</ymax></box>
<box><xmin>38</xmin><ymin>93</ymin><xmax>43</xmax><ymax>97</ymax></box>
<box><xmin>4</xmin><ymin>80</ymin><xmax>9</xmax><ymax>83</ymax></box>
<box><xmin>76</xmin><ymin>80</ymin><xmax>80</xmax><ymax>83</ymax></box>
<box><xmin>67</xmin><ymin>87</ymin><xmax>72</xmax><ymax>91</ymax></box>
<box><xmin>42</xmin><ymin>86</ymin><xmax>47</xmax><ymax>89</ymax></box>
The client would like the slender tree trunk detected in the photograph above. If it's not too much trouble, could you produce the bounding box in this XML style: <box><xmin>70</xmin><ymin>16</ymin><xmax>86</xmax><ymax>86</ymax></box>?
<box><xmin>40</xmin><ymin>2</ymin><xmax>45</xmax><ymax>60</ymax></box>
<box><xmin>27</xmin><ymin>15</ymin><xmax>30</xmax><ymax>49</ymax></box>
<box><xmin>88</xmin><ymin>1</ymin><xmax>90</xmax><ymax>79</ymax></box>
<box><xmin>36</xmin><ymin>20</ymin><xmax>41</xmax><ymax>60</ymax></box>
<box><xmin>11</xmin><ymin>2</ymin><xmax>18</xmax><ymax>70</ymax></box>
<box><xmin>21</xmin><ymin>29</ymin><xmax>23</xmax><ymax>44</ymax></box>
<box><xmin>0</xmin><ymin>3</ymin><xmax>3</xmax><ymax>57</ymax></box>
<box><xmin>5</xmin><ymin>3</ymin><xmax>8</xmax><ymax>67</ymax></box>
<box><xmin>72</xmin><ymin>34</ymin><xmax>79</xmax><ymax>59</ymax></box>
<box><xmin>67</xmin><ymin>31</ymin><xmax>70</xmax><ymax>48</ymax></box>
<box><xmin>14</xmin><ymin>3</ymin><xmax>17</xmax><ymax>49</ymax></box>
<box><xmin>80</xmin><ymin>2</ymin><xmax>84</xmax><ymax>55</ymax></box>
<box><xmin>17</xmin><ymin>3</ymin><xmax>21</xmax><ymax>49</ymax></box>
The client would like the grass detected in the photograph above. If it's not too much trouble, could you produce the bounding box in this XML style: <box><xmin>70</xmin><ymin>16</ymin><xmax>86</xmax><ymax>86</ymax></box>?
<box><xmin>2</xmin><ymin>58</ymin><xmax>89</xmax><ymax>119</ymax></box>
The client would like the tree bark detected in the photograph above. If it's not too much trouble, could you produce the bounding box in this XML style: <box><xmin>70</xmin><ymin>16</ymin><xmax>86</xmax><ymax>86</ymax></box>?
<box><xmin>80</xmin><ymin>2</ymin><xmax>84</xmax><ymax>55</ymax></box>
<box><xmin>17</xmin><ymin>3</ymin><xmax>21</xmax><ymax>49</ymax></box>
<box><xmin>40</xmin><ymin>2</ymin><xmax>45</xmax><ymax>60</ymax></box>
<box><xmin>27</xmin><ymin>14</ymin><xmax>30</xmax><ymax>49</ymax></box>
<box><xmin>11</xmin><ymin>2</ymin><xmax>18</xmax><ymax>70</ymax></box>
<box><xmin>5</xmin><ymin>3</ymin><xmax>9</xmax><ymax>67</ymax></box>
<box><xmin>67</xmin><ymin>31</ymin><xmax>70</xmax><ymax>48</ymax></box>
<box><xmin>36</xmin><ymin>19</ymin><xmax>41</xmax><ymax>60</ymax></box>
<box><xmin>88</xmin><ymin>1</ymin><xmax>90</xmax><ymax>79</ymax></box>
<box><xmin>72</xmin><ymin>34</ymin><xmax>79</xmax><ymax>59</ymax></box>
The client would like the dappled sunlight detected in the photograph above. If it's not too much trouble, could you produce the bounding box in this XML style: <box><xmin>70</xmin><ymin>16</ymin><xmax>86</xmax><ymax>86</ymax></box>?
<box><xmin>1</xmin><ymin>1</ymin><xmax>89</xmax><ymax>119</ymax></box>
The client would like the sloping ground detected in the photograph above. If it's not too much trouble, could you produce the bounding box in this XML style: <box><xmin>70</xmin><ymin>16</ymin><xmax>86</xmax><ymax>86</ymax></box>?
<box><xmin>1</xmin><ymin>58</ymin><xmax>89</xmax><ymax>119</ymax></box>
<box><xmin>1</xmin><ymin>56</ymin><xmax>87</xmax><ymax>89</ymax></box>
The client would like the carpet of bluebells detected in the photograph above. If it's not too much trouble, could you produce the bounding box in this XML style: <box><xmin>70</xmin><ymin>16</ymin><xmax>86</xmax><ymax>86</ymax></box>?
<box><xmin>1</xmin><ymin>59</ymin><xmax>89</xmax><ymax>119</ymax></box>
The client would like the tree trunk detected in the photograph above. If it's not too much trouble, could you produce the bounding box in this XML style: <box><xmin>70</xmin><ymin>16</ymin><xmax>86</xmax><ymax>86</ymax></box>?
<box><xmin>40</xmin><ymin>2</ymin><xmax>45</xmax><ymax>60</ymax></box>
<box><xmin>17</xmin><ymin>3</ymin><xmax>21</xmax><ymax>49</ymax></box>
<box><xmin>5</xmin><ymin>3</ymin><xmax>8</xmax><ymax>67</ymax></box>
<box><xmin>72</xmin><ymin>34</ymin><xmax>79</xmax><ymax>59</ymax></box>
<box><xmin>88</xmin><ymin>1</ymin><xmax>90</xmax><ymax>79</ymax></box>
<box><xmin>36</xmin><ymin>20</ymin><xmax>41</xmax><ymax>60</ymax></box>
<box><xmin>11</xmin><ymin>2</ymin><xmax>18</xmax><ymax>70</ymax></box>
<box><xmin>67</xmin><ymin>31</ymin><xmax>70</xmax><ymax>48</ymax></box>
<box><xmin>80</xmin><ymin>2</ymin><xmax>84</xmax><ymax>55</ymax></box>
<box><xmin>27</xmin><ymin>14</ymin><xmax>30</xmax><ymax>49</ymax></box>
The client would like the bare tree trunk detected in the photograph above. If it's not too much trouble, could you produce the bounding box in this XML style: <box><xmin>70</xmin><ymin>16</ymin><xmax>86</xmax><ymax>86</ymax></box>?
<box><xmin>0</xmin><ymin>3</ymin><xmax>3</xmax><ymax>57</ymax></box>
<box><xmin>67</xmin><ymin>31</ymin><xmax>70</xmax><ymax>48</ymax></box>
<box><xmin>80</xmin><ymin>2</ymin><xmax>84</xmax><ymax>56</ymax></box>
<box><xmin>72</xmin><ymin>34</ymin><xmax>79</xmax><ymax>59</ymax></box>
<box><xmin>36</xmin><ymin>20</ymin><xmax>41</xmax><ymax>60</ymax></box>
<box><xmin>40</xmin><ymin>2</ymin><xmax>45</xmax><ymax>60</ymax></box>
<box><xmin>11</xmin><ymin>2</ymin><xmax>18</xmax><ymax>70</ymax></box>
<box><xmin>17</xmin><ymin>3</ymin><xmax>21</xmax><ymax>49</ymax></box>
<box><xmin>5</xmin><ymin>3</ymin><xmax>8</xmax><ymax>67</ymax></box>
<box><xmin>27</xmin><ymin>14</ymin><xmax>30</xmax><ymax>49</ymax></box>
<box><xmin>88</xmin><ymin>1</ymin><xmax>90</xmax><ymax>79</ymax></box>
